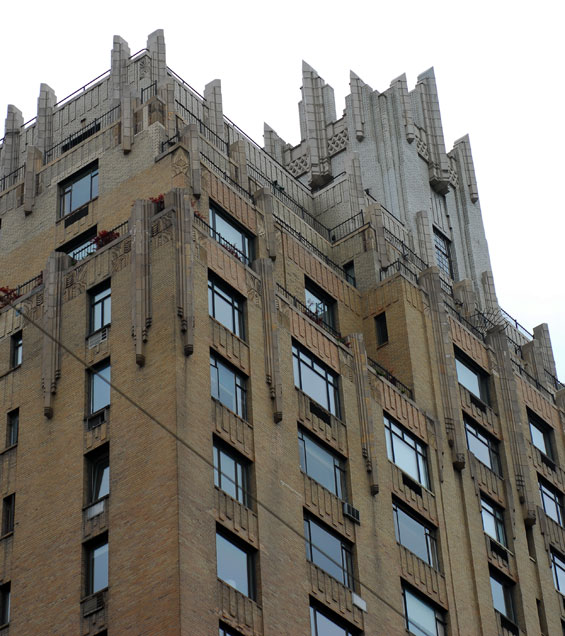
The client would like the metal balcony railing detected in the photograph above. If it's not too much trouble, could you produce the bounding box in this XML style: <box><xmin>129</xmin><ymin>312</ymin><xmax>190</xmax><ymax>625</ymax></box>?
<box><xmin>329</xmin><ymin>211</ymin><xmax>365</xmax><ymax>242</ymax></box>
<box><xmin>276</xmin><ymin>283</ymin><xmax>341</xmax><ymax>340</ymax></box>
<box><xmin>0</xmin><ymin>165</ymin><xmax>25</xmax><ymax>192</ymax></box>
<box><xmin>367</xmin><ymin>356</ymin><xmax>413</xmax><ymax>400</ymax></box>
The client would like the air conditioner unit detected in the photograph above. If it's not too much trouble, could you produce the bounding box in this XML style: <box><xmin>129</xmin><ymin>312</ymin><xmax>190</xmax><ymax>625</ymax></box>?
<box><xmin>343</xmin><ymin>502</ymin><xmax>360</xmax><ymax>524</ymax></box>
<box><xmin>88</xmin><ymin>327</ymin><xmax>108</xmax><ymax>349</ymax></box>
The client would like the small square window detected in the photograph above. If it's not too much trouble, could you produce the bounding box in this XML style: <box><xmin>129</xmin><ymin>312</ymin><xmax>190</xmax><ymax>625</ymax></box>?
<box><xmin>59</xmin><ymin>162</ymin><xmax>99</xmax><ymax>219</ymax></box>
<box><xmin>88</xmin><ymin>361</ymin><xmax>111</xmax><ymax>416</ymax></box>
<box><xmin>0</xmin><ymin>582</ymin><xmax>10</xmax><ymax>626</ymax></box>
<box><xmin>1</xmin><ymin>494</ymin><xmax>14</xmax><ymax>536</ymax></box>
<box><xmin>89</xmin><ymin>281</ymin><xmax>111</xmax><ymax>333</ymax></box>
<box><xmin>6</xmin><ymin>409</ymin><xmax>18</xmax><ymax>448</ymax></box>
<box><xmin>85</xmin><ymin>536</ymin><xmax>108</xmax><ymax>595</ymax></box>
<box><xmin>375</xmin><ymin>312</ymin><xmax>388</xmax><ymax>346</ymax></box>
<box><xmin>216</xmin><ymin>531</ymin><xmax>255</xmax><ymax>599</ymax></box>
<box><xmin>10</xmin><ymin>332</ymin><xmax>22</xmax><ymax>368</ymax></box>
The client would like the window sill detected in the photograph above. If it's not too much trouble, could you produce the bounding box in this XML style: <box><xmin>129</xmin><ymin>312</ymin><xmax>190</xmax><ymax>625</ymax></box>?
<box><xmin>84</xmin><ymin>406</ymin><xmax>110</xmax><ymax>430</ymax></box>
<box><xmin>57</xmin><ymin>199</ymin><xmax>97</xmax><ymax>226</ymax></box>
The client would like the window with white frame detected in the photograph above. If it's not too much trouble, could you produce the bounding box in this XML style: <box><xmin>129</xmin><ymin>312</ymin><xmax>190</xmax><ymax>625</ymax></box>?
<box><xmin>384</xmin><ymin>414</ymin><xmax>430</xmax><ymax>489</ymax></box>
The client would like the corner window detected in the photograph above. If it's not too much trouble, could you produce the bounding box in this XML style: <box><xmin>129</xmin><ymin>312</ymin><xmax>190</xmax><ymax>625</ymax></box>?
<box><xmin>85</xmin><ymin>536</ymin><xmax>108</xmax><ymax>595</ymax></box>
<box><xmin>216</xmin><ymin>531</ymin><xmax>255</xmax><ymax>599</ymax></box>
<box><xmin>465</xmin><ymin>418</ymin><xmax>501</xmax><ymax>475</ymax></box>
<box><xmin>90</xmin><ymin>281</ymin><xmax>111</xmax><ymax>333</ymax></box>
<box><xmin>304</xmin><ymin>516</ymin><xmax>353</xmax><ymax>589</ymax></box>
<box><xmin>528</xmin><ymin>411</ymin><xmax>553</xmax><ymax>460</ymax></box>
<box><xmin>292</xmin><ymin>342</ymin><xmax>340</xmax><ymax>417</ymax></box>
<box><xmin>551</xmin><ymin>550</ymin><xmax>565</xmax><ymax>594</ymax></box>
<box><xmin>208</xmin><ymin>275</ymin><xmax>244</xmax><ymax>339</ymax></box>
<box><xmin>385</xmin><ymin>414</ymin><xmax>430</xmax><ymax>489</ymax></box>
<box><xmin>403</xmin><ymin>587</ymin><xmax>446</xmax><ymax>636</ymax></box>
<box><xmin>209</xmin><ymin>203</ymin><xmax>253</xmax><ymax>266</ymax></box>
<box><xmin>455</xmin><ymin>350</ymin><xmax>489</xmax><ymax>404</ymax></box>
<box><xmin>310</xmin><ymin>604</ymin><xmax>356</xmax><ymax>636</ymax></box>
<box><xmin>89</xmin><ymin>361</ymin><xmax>111</xmax><ymax>415</ymax></box>
<box><xmin>1</xmin><ymin>494</ymin><xmax>14</xmax><ymax>536</ymax></box>
<box><xmin>59</xmin><ymin>162</ymin><xmax>99</xmax><ymax>218</ymax></box>
<box><xmin>210</xmin><ymin>354</ymin><xmax>247</xmax><ymax>419</ymax></box>
<box><xmin>375</xmin><ymin>312</ymin><xmax>388</xmax><ymax>346</ymax></box>
<box><xmin>298</xmin><ymin>429</ymin><xmax>346</xmax><ymax>500</ymax></box>
<box><xmin>481</xmin><ymin>497</ymin><xmax>507</xmax><ymax>547</ymax></box>
<box><xmin>490</xmin><ymin>572</ymin><xmax>515</xmax><ymax>622</ymax></box>
<box><xmin>214</xmin><ymin>440</ymin><xmax>250</xmax><ymax>507</ymax></box>
<box><xmin>433</xmin><ymin>228</ymin><xmax>453</xmax><ymax>279</ymax></box>
<box><xmin>10</xmin><ymin>332</ymin><xmax>22</xmax><ymax>368</ymax></box>
<box><xmin>0</xmin><ymin>582</ymin><xmax>10</xmax><ymax>626</ymax></box>
<box><xmin>6</xmin><ymin>409</ymin><xmax>18</xmax><ymax>448</ymax></box>
<box><xmin>394</xmin><ymin>502</ymin><xmax>438</xmax><ymax>568</ymax></box>
<box><xmin>87</xmin><ymin>446</ymin><xmax>110</xmax><ymax>504</ymax></box>
<box><xmin>539</xmin><ymin>478</ymin><xmax>564</xmax><ymax>526</ymax></box>
<box><xmin>305</xmin><ymin>279</ymin><xmax>336</xmax><ymax>331</ymax></box>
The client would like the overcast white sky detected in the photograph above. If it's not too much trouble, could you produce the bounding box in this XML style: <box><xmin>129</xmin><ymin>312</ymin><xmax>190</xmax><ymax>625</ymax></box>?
<box><xmin>1</xmin><ymin>0</ymin><xmax>563</xmax><ymax>378</ymax></box>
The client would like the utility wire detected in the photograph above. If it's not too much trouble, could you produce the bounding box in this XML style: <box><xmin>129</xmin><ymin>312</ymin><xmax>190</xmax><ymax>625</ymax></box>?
<box><xmin>2</xmin><ymin>292</ymin><xmax>439</xmax><ymax>633</ymax></box>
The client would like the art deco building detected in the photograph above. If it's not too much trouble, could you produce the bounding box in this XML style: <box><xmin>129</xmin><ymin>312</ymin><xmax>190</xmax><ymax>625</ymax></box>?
<box><xmin>0</xmin><ymin>29</ymin><xmax>564</xmax><ymax>636</ymax></box>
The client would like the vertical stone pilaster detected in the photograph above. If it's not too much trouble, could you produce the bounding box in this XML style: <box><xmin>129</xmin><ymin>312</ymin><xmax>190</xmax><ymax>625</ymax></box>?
<box><xmin>23</xmin><ymin>146</ymin><xmax>42</xmax><ymax>214</ymax></box>
<box><xmin>390</xmin><ymin>73</ymin><xmax>415</xmax><ymax>143</ymax></box>
<box><xmin>187</xmin><ymin>124</ymin><xmax>201</xmax><ymax>197</ymax></box>
<box><xmin>349</xmin><ymin>334</ymin><xmax>379</xmax><ymax>494</ymax></box>
<box><xmin>349</xmin><ymin>71</ymin><xmax>365</xmax><ymax>142</ymax></box>
<box><xmin>254</xmin><ymin>189</ymin><xmax>277</xmax><ymax>261</ymax></box>
<box><xmin>37</xmin><ymin>84</ymin><xmax>56</xmax><ymax>160</ymax></box>
<box><xmin>263</xmin><ymin>123</ymin><xmax>287</xmax><ymax>165</ymax></box>
<box><xmin>419</xmin><ymin>267</ymin><xmax>467</xmax><ymax>469</ymax></box>
<box><xmin>487</xmin><ymin>326</ymin><xmax>537</xmax><ymax>525</ymax></box>
<box><xmin>230</xmin><ymin>140</ymin><xmax>248</xmax><ymax>191</ymax></box>
<box><xmin>453</xmin><ymin>279</ymin><xmax>477</xmax><ymax>318</ymax></box>
<box><xmin>1</xmin><ymin>105</ymin><xmax>23</xmax><ymax>177</ymax></box>
<box><xmin>131</xmin><ymin>200</ymin><xmax>153</xmax><ymax>366</ymax></box>
<box><xmin>147</xmin><ymin>29</ymin><xmax>167</xmax><ymax>86</ymax></box>
<box><xmin>481</xmin><ymin>271</ymin><xmax>499</xmax><ymax>313</ymax></box>
<box><xmin>346</xmin><ymin>152</ymin><xmax>365</xmax><ymax>214</ymax></box>
<box><xmin>41</xmin><ymin>252</ymin><xmax>67</xmax><ymax>418</ymax></box>
<box><xmin>453</xmin><ymin>134</ymin><xmax>479</xmax><ymax>203</ymax></box>
<box><xmin>204</xmin><ymin>80</ymin><xmax>225</xmax><ymax>140</ymax></box>
<box><xmin>415</xmin><ymin>210</ymin><xmax>435</xmax><ymax>269</ymax></box>
<box><xmin>121</xmin><ymin>91</ymin><xmax>134</xmax><ymax>153</ymax></box>
<box><xmin>257</xmin><ymin>258</ymin><xmax>282</xmax><ymax>422</ymax></box>
<box><xmin>110</xmin><ymin>35</ymin><xmax>131</xmax><ymax>103</ymax></box>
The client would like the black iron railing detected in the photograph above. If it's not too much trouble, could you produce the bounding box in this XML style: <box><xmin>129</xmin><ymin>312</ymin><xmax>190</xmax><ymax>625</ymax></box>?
<box><xmin>0</xmin><ymin>165</ymin><xmax>25</xmax><ymax>192</ymax></box>
<box><xmin>200</xmin><ymin>154</ymin><xmax>254</xmax><ymax>204</ymax></box>
<box><xmin>512</xmin><ymin>360</ymin><xmax>555</xmax><ymax>403</ymax></box>
<box><xmin>384</xmin><ymin>228</ymin><xmax>428</xmax><ymax>271</ymax></box>
<box><xmin>44</xmin><ymin>105</ymin><xmax>120</xmax><ymax>163</ymax></box>
<box><xmin>70</xmin><ymin>220</ymin><xmax>129</xmax><ymax>263</ymax></box>
<box><xmin>167</xmin><ymin>67</ymin><xmax>205</xmax><ymax>99</ymax></box>
<box><xmin>195</xmin><ymin>216</ymin><xmax>251</xmax><ymax>266</ymax></box>
<box><xmin>367</xmin><ymin>357</ymin><xmax>413</xmax><ymax>400</ymax></box>
<box><xmin>175</xmin><ymin>101</ymin><xmax>230</xmax><ymax>156</ymax></box>
<box><xmin>444</xmin><ymin>302</ymin><xmax>486</xmax><ymax>342</ymax></box>
<box><xmin>275</xmin><ymin>216</ymin><xmax>356</xmax><ymax>286</ymax></box>
<box><xmin>276</xmin><ymin>284</ymin><xmax>341</xmax><ymax>340</ymax></box>
<box><xmin>160</xmin><ymin>132</ymin><xmax>181</xmax><ymax>153</ymax></box>
<box><xmin>380</xmin><ymin>260</ymin><xmax>419</xmax><ymax>286</ymax></box>
<box><xmin>329</xmin><ymin>211</ymin><xmax>365</xmax><ymax>242</ymax></box>
<box><xmin>545</xmin><ymin>369</ymin><xmax>565</xmax><ymax>392</ymax></box>
<box><xmin>54</xmin><ymin>70</ymin><xmax>111</xmax><ymax>108</ymax></box>
<box><xmin>247</xmin><ymin>164</ymin><xmax>331</xmax><ymax>241</ymax></box>
<box><xmin>500</xmin><ymin>307</ymin><xmax>533</xmax><ymax>340</ymax></box>
<box><xmin>16</xmin><ymin>272</ymin><xmax>43</xmax><ymax>297</ymax></box>
<box><xmin>141</xmin><ymin>81</ymin><xmax>157</xmax><ymax>103</ymax></box>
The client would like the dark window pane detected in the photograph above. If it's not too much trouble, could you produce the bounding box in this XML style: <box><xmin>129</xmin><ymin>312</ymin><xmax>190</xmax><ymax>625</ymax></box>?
<box><xmin>310</xmin><ymin>606</ymin><xmax>352</xmax><ymax>636</ymax></box>
<box><xmin>304</xmin><ymin>517</ymin><xmax>352</xmax><ymax>588</ymax></box>
<box><xmin>91</xmin><ymin>542</ymin><xmax>108</xmax><ymax>593</ymax></box>
<box><xmin>216</xmin><ymin>533</ymin><xmax>251</xmax><ymax>597</ymax></box>
<box><xmin>404</xmin><ymin>588</ymin><xmax>443</xmax><ymax>636</ymax></box>
<box><xmin>6</xmin><ymin>410</ymin><xmax>18</xmax><ymax>447</ymax></box>
<box><xmin>214</xmin><ymin>442</ymin><xmax>249</xmax><ymax>506</ymax></box>
<box><xmin>385</xmin><ymin>415</ymin><xmax>430</xmax><ymax>488</ymax></box>
<box><xmin>299</xmin><ymin>430</ymin><xmax>344</xmax><ymax>499</ymax></box>
<box><xmin>394</xmin><ymin>505</ymin><xmax>437</xmax><ymax>567</ymax></box>
<box><xmin>376</xmin><ymin>312</ymin><xmax>388</xmax><ymax>345</ymax></box>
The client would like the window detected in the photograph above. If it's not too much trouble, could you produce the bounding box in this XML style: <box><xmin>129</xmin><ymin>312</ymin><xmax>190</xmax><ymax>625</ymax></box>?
<box><xmin>455</xmin><ymin>351</ymin><xmax>489</xmax><ymax>404</ymax></box>
<box><xmin>214</xmin><ymin>440</ymin><xmax>250</xmax><ymax>507</ymax></box>
<box><xmin>59</xmin><ymin>228</ymin><xmax>97</xmax><ymax>262</ymax></box>
<box><xmin>209</xmin><ymin>203</ymin><xmax>253</xmax><ymax>266</ymax></box>
<box><xmin>298</xmin><ymin>429</ymin><xmax>346</xmax><ymax>500</ymax></box>
<box><xmin>6</xmin><ymin>409</ymin><xmax>18</xmax><ymax>447</ymax></box>
<box><xmin>10</xmin><ymin>332</ymin><xmax>22</xmax><ymax>368</ymax></box>
<box><xmin>88</xmin><ymin>361</ymin><xmax>111</xmax><ymax>424</ymax></box>
<box><xmin>539</xmin><ymin>478</ymin><xmax>564</xmax><ymax>526</ymax></box>
<box><xmin>59</xmin><ymin>162</ymin><xmax>99</xmax><ymax>218</ymax></box>
<box><xmin>90</xmin><ymin>282</ymin><xmax>111</xmax><ymax>333</ymax></box>
<box><xmin>403</xmin><ymin>587</ymin><xmax>445</xmax><ymax>636</ymax></box>
<box><xmin>0</xmin><ymin>582</ymin><xmax>9</xmax><ymax>626</ymax></box>
<box><xmin>219</xmin><ymin>624</ymin><xmax>243</xmax><ymax>636</ymax></box>
<box><xmin>304</xmin><ymin>516</ymin><xmax>353</xmax><ymax>588</ymax></box>
<box><xmin>208</xmin><ymin>275</ymin><xmax>244</xmax><ymax>339</ymax></box>
<box><xmin>529</xmin><ymin>411</ymin><xmax>553</xmax><ymax>460</ymax></box>
<box><xmin>343</xmin><ymin>261</ymin><xmax>356</xmax><ymax>287</ymax></box>
<box><xmin>310</xmin><ymin>604</ymin><xmax>356</xmax><ymax>636</ymax></box>
<box><xmin>87</xmin><ymin>446</ymin><xmax>110</xmax><ymax>504</ymax></box>
<box><xmin>481</xmin><ymin>497</ymin><xmax>507</xmax><ymax>547</ymax></box>
<box><xmin>464</xmin><ymin>418</ymin><xmax>501</xmax><ymax>475</ymax></box>
<box><xmin>551</xmin><ymin>550</ymin><xmax>565</xmax><ymax>594</ymax></box>
<box><xmin>86</xmin><ymin>537</ymin><xmax>108</xmax><ymax>595</ymax></box>
<box><xmin>384</xmin><ymin>414</ymin><xmax>430</xmax><ymax>489</ymax></box>
<box><xmin>305</xmin><ymin>279</ymin><xmax>336</xmax><ymax>330</ymax></box>
<box><xmin>216</xmin><ymin>531</ymin><xmax>254</xmax><ymax>599</ymax></box>
<box><xmin>490</xmin><ymin>572</ymin><xmax>515</xmax><ymax>621</ymax></box>
<box><xmin>1</xmin><ymin>495</ymin><xmax>14</xmax><ymax>536</ymax></box>
<box><xmin>210</xmin><ymin>354</ymin><xmax>247</xmax><ymax>418</ymax></box>
<box><xmin>375</xmin><ymin>312</ymin><xmax>388</xmax><ymax>346</ymax></box>
<box><xmin>433</xmin><ymin>229</ymin><xmax>453</xmax><ymax>279</ymax></box>
<box><xmin>393</xmin><ymin>502</ymin><xmax>438</xmax><ymax>568</ymax></box>
<box><xmin>293</xmin><ymin>343</ymin><xmax>340</xmax><ymax>417</ymax></box>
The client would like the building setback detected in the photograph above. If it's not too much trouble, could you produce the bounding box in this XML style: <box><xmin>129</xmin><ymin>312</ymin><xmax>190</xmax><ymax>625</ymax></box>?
<box><xmin>0</xmin><ymin>28</ymin><xmax>564</xmax><ymax>636</ymax></box>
